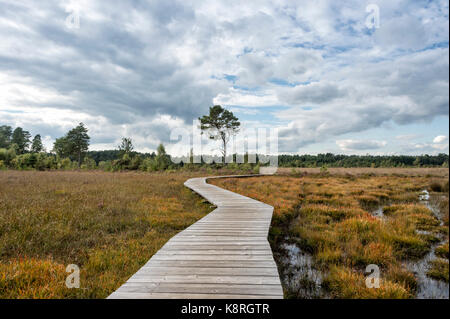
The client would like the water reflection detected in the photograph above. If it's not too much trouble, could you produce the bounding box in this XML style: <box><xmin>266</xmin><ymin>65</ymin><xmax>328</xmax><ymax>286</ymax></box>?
<box><xmin>275</xmin><ymin>241</ymin><xmax>327</xmax><ymax>299</ymax></box>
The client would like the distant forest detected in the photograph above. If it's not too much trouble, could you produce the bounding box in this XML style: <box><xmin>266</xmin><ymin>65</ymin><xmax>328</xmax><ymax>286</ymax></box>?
<box><xmin>277</xmin><ymin>153</ymin><xmax>449</xmax><ymax>168</ymax></box>
<box><xmin>89</xmin><ymin>150</ymin><xmax>449</xmax><ymax>168</ymax></box>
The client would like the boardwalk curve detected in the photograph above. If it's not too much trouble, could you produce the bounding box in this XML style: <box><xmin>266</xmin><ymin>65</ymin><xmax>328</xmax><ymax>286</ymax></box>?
<box><xmin>108</xmin><ymin>175</ymin><xmax>283</xmax><ymax>299</ymax></box>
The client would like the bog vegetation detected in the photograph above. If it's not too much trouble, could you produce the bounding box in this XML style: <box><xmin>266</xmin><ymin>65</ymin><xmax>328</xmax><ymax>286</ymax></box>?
<box><xmin>211</xmin><ymin>170</ymin><xmax>449</xmax><ymax>298</ymax></box>
<box><xmin>0</xmin><ymin>170</ymin><xmax>218</xmax><ymax>298</ymax></box>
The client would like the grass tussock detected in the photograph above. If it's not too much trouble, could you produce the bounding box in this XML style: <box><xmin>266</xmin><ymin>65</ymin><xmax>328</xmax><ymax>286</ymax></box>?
<box><xmin>435</xmin><ymin>242</ymin><xmax>449</xmax><ymax>259</ymax></box>
<box><xmin>322</xmin><ymin>266</ymin><xmax>412</xmax><ymax>299</ymax></box>
<box><xmin>0</xmin><ymin>171</ymin><xmax>213</xmax><ymax>298</ymax></box>
<box><xmin>211</xmin><ymin>171</ymin><xmax>449</xmax><ymax>298</ymax></box>
<box><xmin>427</xmin><ymin>259</ymin><xmax>449</xmax><ymax>283</ymax></box>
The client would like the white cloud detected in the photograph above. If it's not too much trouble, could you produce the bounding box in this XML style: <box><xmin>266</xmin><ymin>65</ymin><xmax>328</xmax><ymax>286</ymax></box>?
<box><xmin>400</xmin><ymin>135</ymin><xmax>449</xmax><ymax>154</ymax></box>
<box><xmin>336</xmin><ymin>139</ymin><xmax>387</xmax><ymax>151</ymax></box>
<box><xmin>275</xmin><ymin>47</ymin><xmax>449</xmax><ymax>151</ymax></box>
<box><xmin>214</xmin><ymin>88</ymin><xmax>279</xmax><ymax>107</ymax></box>
<box><xmin>433</xmin><ymin>135</ymin><xmax>448</xmax><ymax>144</ymax></box>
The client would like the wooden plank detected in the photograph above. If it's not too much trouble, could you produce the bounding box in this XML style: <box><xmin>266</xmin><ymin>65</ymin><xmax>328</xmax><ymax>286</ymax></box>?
<box><xmin>150</xmin><ymin>255</ymin><xmax>275</xmax><ymax>261</ymax></box>
<box><xmin>169</xmin><ymin>239</ymin><xmax>268</xmax><ymax>243</ymax></box>
<box><xmin>134</xmin><ymin>267</ymin><xmax>279</xmax><ymax>276</ymax></box>
<box><xmin>108</xmin><ymin>292</ymin><xmax>282</xmax><ymax>299</ymax></box>
<box><xmin>144</xmin><ymin>260</ymin><xmax>278</xmax><ymax>268</ymax></box>
<box><xmin>108</xmin><ymin>176</ymin><xmax>283</xmax><ymax>299</ymax></box>
<box><xmin>156</xmin><ymin>250</ymin><xmax>272</xmax><ymax>255</ymax></box>
<box><xmin>117</xmin><ymin>282</ymin><xmax>283</xmax><ymax>295</ymax></box>
<box><xmin>169</xmin><ymin>236</ymin><xmax>268</xmax><ymax>241</ymax></box>
<box><xmin>164</xmin><ymin>242</ymin><xmax>270</xmax><ymax>250</ymax></box>
<box><xmin>187</xmin><ymin>225</ymin><xmax>269</xmax><ymax>229</ymax></box>
<box><xmin>127</xmin><ymin>275</ymin><xmax>282</xmax><ymax>285</ymax></box>
<box><xmin>181</xmin><ymin>229</ymin><xmax>268</xmax><ymax>234</ymax></box>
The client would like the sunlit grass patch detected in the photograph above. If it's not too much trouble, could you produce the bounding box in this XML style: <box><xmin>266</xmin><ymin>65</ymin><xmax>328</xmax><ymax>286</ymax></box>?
<box><xmin>383</xmin><ymin>204</ymin><xmax>441</xmax><ymax>231</ymax></box>
<box><xmin>0</xmin><ymin>258</ymin><xmax>68</xmax><ymax>299</ymax></box>
<box><xmin>0</xmin><ymin>171</ymin><xmax>213</xmax><ymax>298</ymax></box>
<box><xmin>322</xmin><ymin>266</ymin><xmax>412</xmax><ymax>299</ymax></box>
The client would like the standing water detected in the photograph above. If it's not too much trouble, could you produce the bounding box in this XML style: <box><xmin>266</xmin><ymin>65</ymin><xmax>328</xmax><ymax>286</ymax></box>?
<box><xmin>404</xmin><ymin>189</ymin><xmax>449</xmax><ymax>299</ymax></box>
<box><xmin>276</xmin><ymin>189</ymin><xmax>448</xmax><ymax>299</ymax></box>
<box><xmin>274</xmin><ymin>241</ymin><xmax>327</xmax><ymax>298</ymax></box>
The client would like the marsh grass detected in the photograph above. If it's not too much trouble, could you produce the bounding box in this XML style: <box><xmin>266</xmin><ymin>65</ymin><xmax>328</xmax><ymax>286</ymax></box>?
<box><xmin>427</xmin><ymin>259</ymin><xmax>449</xmax><ymax>283</ymax></box>
<box><xmin>0</xmin><ymin>170</ymin><xmax>215</xmax><ymax>298</ymax></box>
<box><xmin>211</xmin><ymin>170</ymin><xmax>449</xmax><ymax>298</ymax></box>
<box><xmin>435</xmin><ymin>242</ymin><xmax>449</xmax><ymax>259</ymax></box>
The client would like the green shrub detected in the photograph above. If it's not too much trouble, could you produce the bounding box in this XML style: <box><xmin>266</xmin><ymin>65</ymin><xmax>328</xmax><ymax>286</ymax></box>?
<box><xmin>35</xmin><ymin>153</ymin><xmax>47</xmax><ymax>171</ymax></box>
<box><xmin>240</xmin><ymin>163</ymin><xmax>252</xmax><ymax>172</ymax></box>
<box><xmin>0</xmin><ymin>148</ymin><xmax>7</xmax><ymax>162</ymax></box>
<box><xmin>13</xmin><ymin>153</ymin><xmax>37</xmax><ymax>169</ymax></box>
<box><xmin>98</xmin><ymin>161</ymin><xmax>112</xmax><ymax>171</ymax></box>
<box><xmin>128</xmin><ymin>156</ymin><xmax>142</xmax><ymax>170</ymax></box>
<box><xmin>0</xmin><ymin>147</ymin><xmax>16</xmax><ymax>166</ymax></box>
<box><xmin>58</xmin><ymin>158</ymin><xmax>73</xmax><ymax>170</ymax></box>
<box><xmin>81</xmin><ymin>157</ymin><xmax>96</xmax><ymax>170</ymax></box>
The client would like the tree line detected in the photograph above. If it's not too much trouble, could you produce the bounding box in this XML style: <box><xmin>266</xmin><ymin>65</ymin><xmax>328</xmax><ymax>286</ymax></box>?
<box><xmin>0</xmin><ymin>105</ymin><xmax>448</xmax><ymax>171</ymax></box>
<box><xmin>0</xmin><ymin>123</ymin><xmax>176</xmax><ymax>171</ymax></box>
<box><xmin>278</xmin><ymin>153</ymin><xmax>449</xmax><ymax>168</ymax></box>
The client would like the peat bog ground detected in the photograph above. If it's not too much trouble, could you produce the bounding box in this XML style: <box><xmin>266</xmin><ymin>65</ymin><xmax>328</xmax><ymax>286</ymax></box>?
<box><xmin>210</xmin><ymin>168</ymin><xmax>449</xmax><ymax>299</ymax></box>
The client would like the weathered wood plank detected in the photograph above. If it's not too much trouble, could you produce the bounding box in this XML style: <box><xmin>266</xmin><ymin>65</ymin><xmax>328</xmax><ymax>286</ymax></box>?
<box><xmin>163</xmin><ymin>244</ymin><xmax>271</xmax><ymax>249</ymax></box>
<box><xmin>118</xmin><ymin>282</ymin><xmax>283</xmax><ymax>295</ymax></box>
<box><xmin>127</xmin><ymin>275</ymin><xmax>282</xmax><ymax>285</ymax></box>
<box><xmin>151</xmin><ymin>255</ymin><xmax>275</xmax><ymax>261</ymax></box>
<box><xmin>156</xmin><ymin>250</ymin><xmax>272</xmax><ymax>255</ymax></box>
<box><xmin>135</xmin><ymin>267</ymin><xmax>279</xmax><ymax>276</ymax></box>
<box><xmin>144</xmin><ymin>260</ymin><xmax>278</xmax><ymax>268</ymax></box>
<box><xmin>108</xmin><ymin>292</ymin><xmax>282</xmax><ymax>299</ymax></box>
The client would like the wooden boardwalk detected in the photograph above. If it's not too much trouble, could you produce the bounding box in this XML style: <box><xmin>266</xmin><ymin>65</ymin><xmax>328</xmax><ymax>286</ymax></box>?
<box><xmin>108</xmin><ymin>176</ymin><xmax>283</xmax><ymax>299</ymax></box>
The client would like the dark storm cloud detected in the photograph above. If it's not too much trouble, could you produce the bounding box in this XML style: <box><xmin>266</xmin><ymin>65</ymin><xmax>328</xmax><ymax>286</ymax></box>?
<box><xmin>0</xmin><ymin>0</ymin><xmax>220</xmax><ymax>125</ymax></box>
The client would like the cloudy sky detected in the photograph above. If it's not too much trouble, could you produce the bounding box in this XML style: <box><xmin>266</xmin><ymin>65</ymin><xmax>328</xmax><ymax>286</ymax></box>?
<box><xmin>0</xmin><ymin>0</ymin><xmax>448</xmax><ymax>155</ymax></box>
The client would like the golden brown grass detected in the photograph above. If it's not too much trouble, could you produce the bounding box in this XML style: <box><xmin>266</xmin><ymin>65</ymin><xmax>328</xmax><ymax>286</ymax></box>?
<box><xmin>0</xmin><ymin>170</ymin><xmax>215</xmax><ymax>298</ymax></box>
<box><xmin>210</xmin><ymin>169</ymin><xmax>449</xmax><ymax>298</ymax></box>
